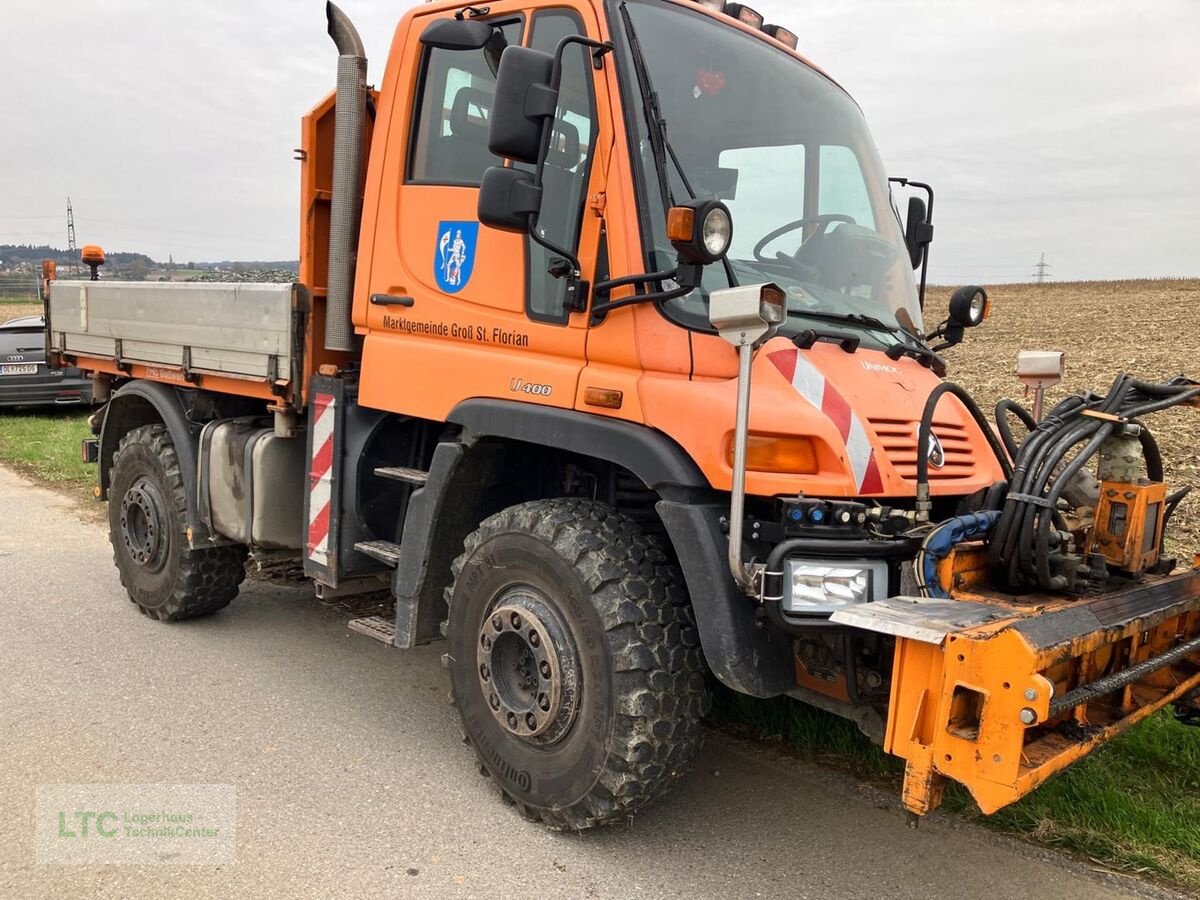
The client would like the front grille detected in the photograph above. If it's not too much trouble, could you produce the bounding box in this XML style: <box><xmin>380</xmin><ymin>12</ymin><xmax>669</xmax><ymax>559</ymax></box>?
<box><xmin>867</xmin><ymin>417</ymin><xmax>978</xmax><ymax>481</ymax></box>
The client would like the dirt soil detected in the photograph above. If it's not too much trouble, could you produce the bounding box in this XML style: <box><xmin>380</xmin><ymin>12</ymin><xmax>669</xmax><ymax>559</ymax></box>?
<box><xmin>929</xmin><ymin>278</ymin><xmax>1200</xmax><ymax>557</ymax></box>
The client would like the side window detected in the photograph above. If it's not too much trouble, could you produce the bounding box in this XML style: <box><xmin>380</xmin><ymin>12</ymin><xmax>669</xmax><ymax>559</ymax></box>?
<box><xmin>818</xmin><ymin>145</ymin><xmax>876</xmax><ymax>230</ymax></box>
<box><xmin>408</xmin><ymin>20</ymin><xmax>524</xmax><ymax>185</ymax></box>
<box><xmin>525</xmin><ymin>10</ymin><xmax>597</xmax><ymax>323</ymax></box>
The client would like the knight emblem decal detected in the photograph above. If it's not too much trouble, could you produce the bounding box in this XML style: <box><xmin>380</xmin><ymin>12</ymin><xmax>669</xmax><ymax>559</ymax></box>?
<box><xmin>435</xmin><ymin>221</ymin><xmax>479</xmax><ymax>294</ymax></box>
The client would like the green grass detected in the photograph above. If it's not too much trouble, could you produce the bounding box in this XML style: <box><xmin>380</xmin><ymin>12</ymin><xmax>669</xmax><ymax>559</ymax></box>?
<box><xmin>0</xmin><ymin>410</ymin><xmax>94</xmax><ymax>487</ymax></box>
<box><xmin>715</xmin><ymin>686</ymin><xmax>1200</xmax><ymax>890</ymax></box>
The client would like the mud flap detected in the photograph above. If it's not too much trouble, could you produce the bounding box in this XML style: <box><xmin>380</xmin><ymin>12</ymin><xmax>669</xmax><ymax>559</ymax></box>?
<box><xmin>833</xmin><ymin>570</ymin><xmax>1200</xmax><ymax>816</ymax></box>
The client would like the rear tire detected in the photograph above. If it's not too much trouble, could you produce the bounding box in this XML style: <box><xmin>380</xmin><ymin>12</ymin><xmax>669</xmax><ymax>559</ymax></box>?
<box><xmin>445</xmin><ymin>499</ymin><xmax>710</xmax><ymax>830</ymax></box>
<box><xmin>108</xmin><ymin>424</ymin><xmax>247</xmax><ymax>621</ymax></box>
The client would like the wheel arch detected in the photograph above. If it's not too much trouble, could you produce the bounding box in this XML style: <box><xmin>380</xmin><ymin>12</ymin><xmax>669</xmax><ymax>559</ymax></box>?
<box><xmin>98</xmin><ymin>381</ymin><xmax>214</xmax><ymax>546</ymax></box>
<box><xmin>398</xmin><ymin>400</ymin><xmax>796</xmax><ymax>698</ymax></box>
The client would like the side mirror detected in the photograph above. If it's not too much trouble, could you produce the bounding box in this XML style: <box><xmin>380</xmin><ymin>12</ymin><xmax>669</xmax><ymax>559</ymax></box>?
<box><xmin>903</xmin><ymin>196</ymin><xmax>933</xmax><ymax>269</ymax></box>
<box><xmin>488</xmin><ymin>46</ymin><xmax>557</xmax><ymax>164</ymax></box>
<box><xmin>478</xmin><ymin>166</ymin><xmax>543</xmax><ymax>232</ymax></box>
<box><xmin>419</xmin><ymin>18</ymin><xmax>495</xmax><ymax>51</ymax></box>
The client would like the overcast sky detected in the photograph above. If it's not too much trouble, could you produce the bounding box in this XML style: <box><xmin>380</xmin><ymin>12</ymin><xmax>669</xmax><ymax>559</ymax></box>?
<box><xmin>3</xmin><ymin>0</ymin><xmax>1197</xmax><ymax>282</ymax></box>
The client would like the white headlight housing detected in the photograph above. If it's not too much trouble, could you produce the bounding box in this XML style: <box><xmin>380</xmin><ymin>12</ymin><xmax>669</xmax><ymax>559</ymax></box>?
<box><xmin>782</xmin><ymin>559</ymin><xmax>889</xmax><ymax>615</ymax></box>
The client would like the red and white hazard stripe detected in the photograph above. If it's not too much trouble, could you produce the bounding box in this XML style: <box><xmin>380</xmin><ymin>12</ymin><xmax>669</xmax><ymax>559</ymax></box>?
<box><xmin>307</xmin><ymin>392</ymin><xmax>336</xmax><ymax>566</ymax></box>
<box><xmin>767</xmin><ymin>349</ymin><xmax>884</xmax><ymax>494</ymax></box>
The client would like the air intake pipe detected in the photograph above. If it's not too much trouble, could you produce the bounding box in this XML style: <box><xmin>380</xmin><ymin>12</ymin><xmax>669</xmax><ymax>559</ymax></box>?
<box><xmin>324</xmin><ymin>2</ymin><xmax>366</xmax><ymax>352</ymax></box>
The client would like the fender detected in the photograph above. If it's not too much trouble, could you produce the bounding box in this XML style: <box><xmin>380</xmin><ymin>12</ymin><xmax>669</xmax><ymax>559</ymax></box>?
<box><xmin>97</xmin><ymin>381</ymin><xmax>222</xmax><ymax>548</ymax></box>
<box><xmin>448</xmin><ymin>398</ymin><xmax>708</xmax><ymax>497</ymax></box>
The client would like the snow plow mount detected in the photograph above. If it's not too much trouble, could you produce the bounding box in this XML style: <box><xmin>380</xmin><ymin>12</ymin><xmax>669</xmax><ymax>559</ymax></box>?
<box><xmin>833</xmin><ymin>568</ymin><xmax>1200</xmax><ymax>816</ymax></box>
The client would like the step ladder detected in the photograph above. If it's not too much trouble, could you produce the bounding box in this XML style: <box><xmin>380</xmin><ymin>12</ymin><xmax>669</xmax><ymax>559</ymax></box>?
<box><xmin>348</xmin><ymin>616</ymin><xmax>396</xmax><ymax>645</ymax></box>
<box><xmin>374</xmin><ymin>466</ymin><xmax>429</xmax><ymax>486</ymax></box>
<box><xmin>353</xmin><ymin>540</ymin><xmax>401</xmax><ymax>567</ymax></box>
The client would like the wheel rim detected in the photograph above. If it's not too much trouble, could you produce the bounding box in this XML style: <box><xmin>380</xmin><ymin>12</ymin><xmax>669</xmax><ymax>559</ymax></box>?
<box><xmin>120</xmin><ymin>476</ymin><xmax>170</xmax><ymax>573</ymax></box>
<box><xmin>477</xmin><ymin>586</ymin><xmax>580</xmax><ymax>744</ymax></box>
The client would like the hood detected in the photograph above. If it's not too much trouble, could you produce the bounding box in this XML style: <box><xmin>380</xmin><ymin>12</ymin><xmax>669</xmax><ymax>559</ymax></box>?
<box><xmin>640</xmin><ymin>334</ymin><xmax>1005</xmax><ymax>499</ymax></box>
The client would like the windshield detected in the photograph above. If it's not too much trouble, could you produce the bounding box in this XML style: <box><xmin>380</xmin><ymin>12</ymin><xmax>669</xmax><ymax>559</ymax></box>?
<box><xmin>614</xmin><ymin>0</ymin><xmax>923</xmax><ymax>340</ymax></box>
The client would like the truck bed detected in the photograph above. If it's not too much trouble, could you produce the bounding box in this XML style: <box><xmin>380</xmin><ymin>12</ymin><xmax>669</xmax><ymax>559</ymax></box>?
<box><xmin>47</xmin><ymin>280</ymin><xmax>308</xmax><ymax>406</ymax></box>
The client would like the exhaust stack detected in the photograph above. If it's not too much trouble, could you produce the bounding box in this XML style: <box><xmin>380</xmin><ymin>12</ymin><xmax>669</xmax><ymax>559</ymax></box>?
<box><xmin>324</xmin><ymin>2</ymin><xmax>367</xmax><ymax>352</ymax></box>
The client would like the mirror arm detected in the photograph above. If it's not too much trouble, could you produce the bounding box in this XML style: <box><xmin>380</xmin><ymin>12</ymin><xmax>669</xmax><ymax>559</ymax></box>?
<box><xmin>519</xmin><ymin>34</ymin><xmax>613</xmax><ymax>315</ymax></box>
<box><xmin>890</xmin><ymin>177</ymin><xmax>935</xmax><ymax>309</ymax></box>
<box><xmin>590</xmin><ymin>283</ymin><xmax>693</xmax><ymax>324</ymax></box>
<box><xmin>594</xmin><ymin>267</ymin><xmax>679</xmax><ymax>297</ymax></box>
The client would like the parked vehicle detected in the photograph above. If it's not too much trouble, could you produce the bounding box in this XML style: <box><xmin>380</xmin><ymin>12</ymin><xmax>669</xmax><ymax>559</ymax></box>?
<box><xmin>0</xmin><ymin>315</ymin><xmax>92</xmax><ymax>408</ymax></box>
<box><xmin>45</xmin><ymin>0</ymin><xmax>1200</xmax><ymax>830</ymax></box>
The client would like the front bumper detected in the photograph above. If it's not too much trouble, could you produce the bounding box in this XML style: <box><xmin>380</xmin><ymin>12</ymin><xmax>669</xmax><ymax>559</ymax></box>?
<box><xmin>0</xmin><ymin>370</ymin><xmax>93</xmax><ymax>408</ymax></box>
<box><xmin>834</xmin><ymin>567</ymin><xmax>1200</xmax><ymax>816</ymax></box>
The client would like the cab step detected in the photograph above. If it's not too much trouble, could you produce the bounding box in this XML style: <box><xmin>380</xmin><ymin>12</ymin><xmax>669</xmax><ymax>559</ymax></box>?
<box><xmin>348</xmin><ymin>615</ymin><xmax>396</xmax><ymax>645</ymax></box>
<box><xmin>375</xmin><ymin>466</ymin><xmax>429</xmax><ymax>485</ymax></box>
<box><xmin>354</xmin><ymin>540</ymin><xmax>402</xmax><ymax>567</ymax></box>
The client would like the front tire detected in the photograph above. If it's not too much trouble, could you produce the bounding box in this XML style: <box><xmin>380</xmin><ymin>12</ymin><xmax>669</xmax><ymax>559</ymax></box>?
<box><xmin>445</xmin><ymin>499</ymin><xmax>709</xmax><ymax>830</ymax></box>
<box><xmin>108</xmin><ymin>424</ymin><xmax>247</xmax><ymax>621</ymax></box>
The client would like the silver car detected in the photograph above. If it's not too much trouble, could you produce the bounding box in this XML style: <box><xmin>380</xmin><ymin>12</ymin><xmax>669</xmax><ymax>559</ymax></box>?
<box><xmin>0</xmin><ymin>315</ymin><xmax>94</xmax><ymax>408</ymax></box>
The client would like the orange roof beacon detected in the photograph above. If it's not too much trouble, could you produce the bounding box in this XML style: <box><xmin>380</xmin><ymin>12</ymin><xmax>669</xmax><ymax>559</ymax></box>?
<box><xmin>43</xmin><ymin>0</ymin><xmax>1200</xmax><ymax>828</ymax></box>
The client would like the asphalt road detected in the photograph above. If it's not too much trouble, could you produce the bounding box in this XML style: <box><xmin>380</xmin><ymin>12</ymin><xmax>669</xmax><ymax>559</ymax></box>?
<box><xmin>0</xmin><ymin>465</ymin><xmax>1173</xmax><ymax>899</ymax></box>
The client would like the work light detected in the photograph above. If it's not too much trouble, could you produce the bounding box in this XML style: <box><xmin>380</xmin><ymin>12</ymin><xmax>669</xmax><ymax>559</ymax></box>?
<box><xmin>723</xmin><ymin>3</ymin><xmax>764</xmax><ymax>29</ymax></box>
<box><xmin>948</xmin><ymin>285</ymin><xmax>990</xmax><ymax>327</ymax></box>
<box><xmin>763</xmin><ymin>24</ymin><xmax>799</xmax><ymax>49</ymax></box>
<box><xmin>668</xmin><ymin>199</ymin><xmax>733</xmax><ymax>265</ymax></box>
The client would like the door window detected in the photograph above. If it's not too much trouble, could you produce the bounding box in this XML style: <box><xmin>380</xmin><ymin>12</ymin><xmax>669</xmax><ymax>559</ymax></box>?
<box><xmin>408</xmin><ymin>19</ymin><xmax>524</xmax><ymax>186</ymax></box>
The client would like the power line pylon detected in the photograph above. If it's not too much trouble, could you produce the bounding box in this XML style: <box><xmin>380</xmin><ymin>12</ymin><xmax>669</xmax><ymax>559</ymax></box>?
<box><xmin>1031</xmin><ymin>252</ymin><xmax>1051</xmax><ymax>285</ymax></box>
<box><xmin>66</xmin><ymin>197</ymin><xmax>80</xmax><ymax>277</ymax></box>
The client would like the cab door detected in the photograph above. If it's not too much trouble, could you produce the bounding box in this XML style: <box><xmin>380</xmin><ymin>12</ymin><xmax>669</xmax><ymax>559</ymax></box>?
<box><xmin>357</xmin><ymin>3</ymin><xmax>609</xmax><ymax>422</ymax></box>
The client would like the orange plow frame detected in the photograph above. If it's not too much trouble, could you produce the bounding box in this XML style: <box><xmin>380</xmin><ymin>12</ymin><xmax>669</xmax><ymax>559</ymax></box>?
<box><xmin>839</xmin><ymin>568</ymin><xmax>1200</xmax><ymax>816</ymax></box>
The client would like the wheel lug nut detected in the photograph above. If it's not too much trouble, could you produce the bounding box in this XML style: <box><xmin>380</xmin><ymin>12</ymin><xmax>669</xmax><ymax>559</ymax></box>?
<box><xmin>510</xmin><ymin>612</ymin><xmax>522</xmax><ymax>629</ymax></box>
<box><xmin>539</xmin><ymin>661</ymin><xmax>551</xmax><ymax>678</ymax></box>
<box><xmin>489</xmin><ymin>693</ymin><xmax>500</xmax><ymax>710</ymax></box>
<box><xmin>492</xmin><ymin>614</ymin><xmax>504</xmax><ymax>631</ymax></box>
<box><xmin>525</xmin><ymin>713</ymin><xmax>537</xmax><ymax>730</ymax></box>
<box><xmin>529</xmin><ymin>631</ymin><xmax>541</xmax><ymax>648</ymax></box>
<box><xmin>538</xmin><ymin>694</ymin><xmax>550</xmax><ymax>711</ymax></box>
<box><xmin>479</xmin><ymin>663</ymin><xmax>490</xmax><ymax>682</ymax></box>
<box><xmin>506</xmin><ymin>711</ymin><xmax>518</xmax><ymax>730</ymax></box>
<box><xmin>480</xmin><ymin>635</ymin><xmax>491</xmax><ymax>651</ymax></box>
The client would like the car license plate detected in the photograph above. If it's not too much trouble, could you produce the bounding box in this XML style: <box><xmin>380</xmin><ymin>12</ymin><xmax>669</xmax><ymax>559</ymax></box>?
<box><xmin>0</xmin><ymin>364</ymin><xmax>38</xmax><ymax>376</ymax></box>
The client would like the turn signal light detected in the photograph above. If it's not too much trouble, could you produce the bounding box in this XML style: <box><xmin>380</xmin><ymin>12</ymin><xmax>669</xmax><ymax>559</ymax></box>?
<box><xmin>666</xmin><ymin>207</ymin><xmax>695</xmax><ymax>244</ymax></box>
<box><xmin>726</xmin><ymin>433</ymin><xmax>819</xmax><ymax>474</ymax></box>
<box><xmin>584</xmin><ymin>388</ymin><xmax>624</xmax><ymax>410</ymax></box>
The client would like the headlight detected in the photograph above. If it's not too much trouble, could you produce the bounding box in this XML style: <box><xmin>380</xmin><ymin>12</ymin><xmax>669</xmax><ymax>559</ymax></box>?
<box><xmin>782</xmin><ymin>559</ymin><xmax>888</xmax><ymax>615</ymax></box>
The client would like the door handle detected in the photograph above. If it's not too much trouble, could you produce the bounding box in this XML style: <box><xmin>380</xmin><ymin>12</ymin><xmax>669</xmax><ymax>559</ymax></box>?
<box><xmin>370</xmin><ymin>293</ymin><xmax>415</xmax><ymax>307</ymax></box>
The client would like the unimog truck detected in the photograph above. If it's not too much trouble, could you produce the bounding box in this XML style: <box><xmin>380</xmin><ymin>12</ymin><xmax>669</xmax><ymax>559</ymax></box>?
<box><xmin>44</xmin><ymin>0</ymin><xmax>1200</xmax><ymax>829</ymax></box>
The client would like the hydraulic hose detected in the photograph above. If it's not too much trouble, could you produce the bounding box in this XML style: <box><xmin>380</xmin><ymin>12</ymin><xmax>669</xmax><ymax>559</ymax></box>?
<box><xmin>988</xmin><ymin>374</ymin><xmax>1200</xmax><ymax>592</ymax></box>
<box><xmin>916</xmin><ymin>383</ymin><xmax>1013</xmax><ymax>519</ymax></box>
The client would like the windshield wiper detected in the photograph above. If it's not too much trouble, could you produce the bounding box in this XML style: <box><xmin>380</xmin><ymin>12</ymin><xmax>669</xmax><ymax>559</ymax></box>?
<box><xmin>618</xmin><ymin>4</ymin><xmax>738</xmax><ymax>289</ymax></box>
<box><xmin>788</xmin><ymin>308</ymin><xmax>946</xmax><ymax>374</ymax></box>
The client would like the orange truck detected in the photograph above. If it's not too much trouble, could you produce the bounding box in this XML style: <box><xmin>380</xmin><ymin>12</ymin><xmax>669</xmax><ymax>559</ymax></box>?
<box><xmin>44</xmin><ymin>0</ymin><xmax>1200</xmax><ymax>829</ymax></box>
